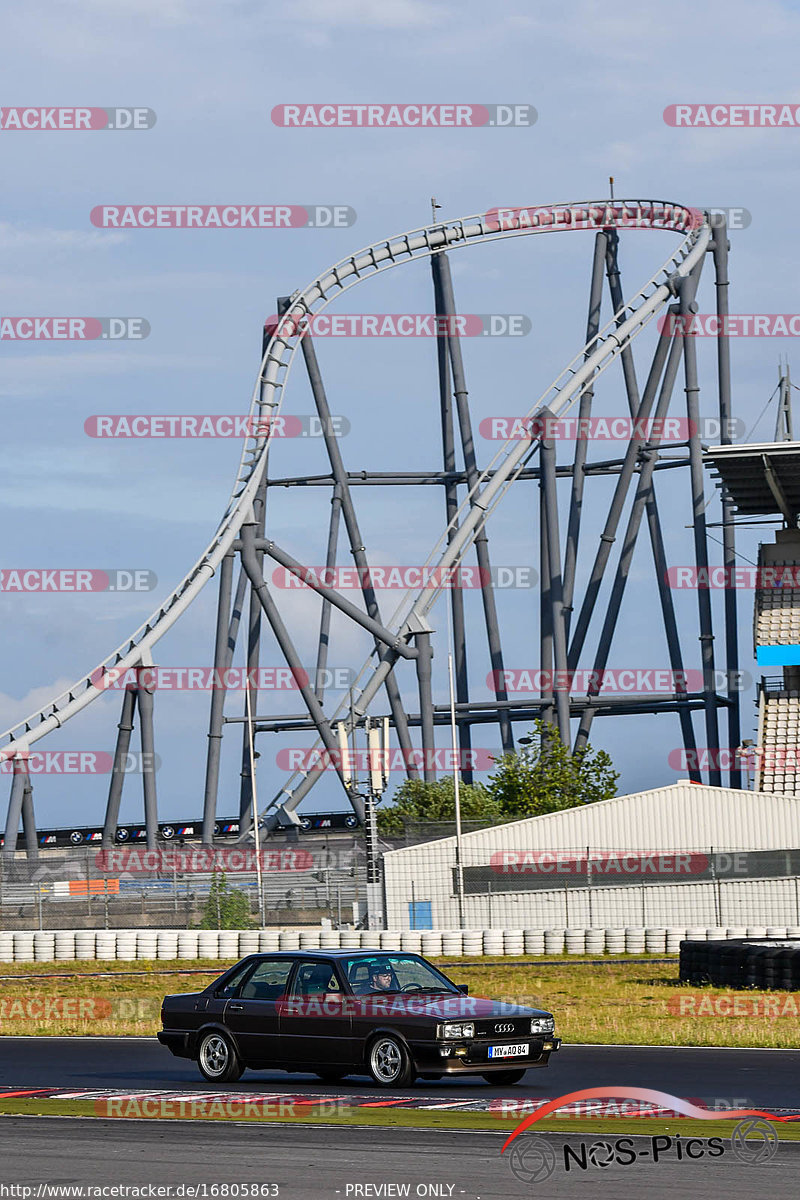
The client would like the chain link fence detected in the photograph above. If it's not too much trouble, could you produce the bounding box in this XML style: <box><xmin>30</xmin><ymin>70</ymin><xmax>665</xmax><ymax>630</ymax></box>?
<box><xmin>0</xmin><ymin>835</ymin><xmax>369</xmax><ymax>931</ymax></box>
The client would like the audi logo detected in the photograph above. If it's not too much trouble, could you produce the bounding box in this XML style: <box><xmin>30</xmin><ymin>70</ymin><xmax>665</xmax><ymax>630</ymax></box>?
<box><xmin>495</xmin><ymin>1022</ymin><xmax>515</xmax><ymax>1034</ymax></box>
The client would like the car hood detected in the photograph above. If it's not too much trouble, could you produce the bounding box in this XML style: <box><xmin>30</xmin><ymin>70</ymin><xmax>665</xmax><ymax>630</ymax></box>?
<box><xmin>276</xmin><ymin>992</ymin><xmax>551</xmax><ymax>1020</ymax></box>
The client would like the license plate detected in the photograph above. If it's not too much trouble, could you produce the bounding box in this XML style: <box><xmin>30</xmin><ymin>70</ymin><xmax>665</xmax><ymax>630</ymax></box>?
<box><xmin>488</xmin><ymin>1042</ymin><xmax>529</xmax><ymax>1059</ymax></box>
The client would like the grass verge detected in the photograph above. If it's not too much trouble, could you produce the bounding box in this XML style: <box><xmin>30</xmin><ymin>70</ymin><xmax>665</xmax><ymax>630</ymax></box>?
<box><xmin>0</xmin><ymin>955</ymin><xmax>798</xmax><ymax>1047</ymax></box>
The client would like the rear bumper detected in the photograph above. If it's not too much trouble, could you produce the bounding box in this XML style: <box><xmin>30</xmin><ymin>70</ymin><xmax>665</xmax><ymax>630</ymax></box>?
<box><xmin>412</xmin><ymin>1036</ymin><xmax>561</xmax><ymax>1074</ymax></box>
<box><xmin>157</xmin><ymin>1029</ymin><xmax>194</xmax><ymax>1059</ymax></box>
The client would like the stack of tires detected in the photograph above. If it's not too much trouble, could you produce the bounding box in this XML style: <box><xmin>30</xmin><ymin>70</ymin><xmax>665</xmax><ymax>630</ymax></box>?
<box><xmin>679</xmin><ymin>939</ymin><xmax>712</xmax><ymax>985</ymax></box>
<box><xmin>176</xmin><ymin>930</ymin><xmax>199</xmax><ymax>959</ymax></box>
<box><xmin>55</xmin><ymin>930</ymin><xmax>77</xmax><ymax>960</ymax></box>
<box><xmin>116</xmin><ymin>930</ymin><xmax>137</xmax><ymax>960</ymax></box>
<box><xmin>585</xmin><ymin>929</ymin><xmax>606</xmax><ymax>955</ymax></box>
<box><xmin>33</xmin><ymin>931</ymin><xmax>55</xmax><ymax>961</ymax></box>
<box><xmin>523</xmin><ymin>928</ymin><xmax>545</xmax><ymax>955</ymax></box>
<box><xmin>95</xmin><ymin>931</ymin><xmax>117</xmax><ymax>961</ymax></box>
<box><xmin>462</xmin><ymin>929</ymin><xmax>484</xmax><ymax>956</ymax></box>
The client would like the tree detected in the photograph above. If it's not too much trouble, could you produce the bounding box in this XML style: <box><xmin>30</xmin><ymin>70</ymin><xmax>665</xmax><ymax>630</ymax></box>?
<box><xmin>197</xmin><ymin>870</ymin><xmax>255</xmax><ymax>929</ymax></box>
<box><xmin>376</xmin><ymin>776</ymin><xmax>502</xmax><ymax>836</ymax></box>
<box><xmin>487</xmin><ymin>719</ymin><xmax>618</xmax><ymax>818</ymax></box>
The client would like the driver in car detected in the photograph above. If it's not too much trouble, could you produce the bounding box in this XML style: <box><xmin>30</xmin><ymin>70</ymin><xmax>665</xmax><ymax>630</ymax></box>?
<box><xmin>359</xmin><ymin>962</ymin><xmax>396</xmax><ymax>993</ymax></box>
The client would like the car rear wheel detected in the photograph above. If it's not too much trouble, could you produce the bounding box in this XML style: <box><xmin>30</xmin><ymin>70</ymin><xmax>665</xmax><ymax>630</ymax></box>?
<box><xmin>367</xmin><ymin>1035</ymin><xmax>413</xmax><ymax>1087</ymax></box>
<box><xmin>483</xmin><ymin>1069</ymin><xmax>526</xmax><ymax>1085</ymax></box>
<box><xmin>197</xmin><ymin>1031</ymin><xmax>244</xmax><ymax>1083</ymax></box>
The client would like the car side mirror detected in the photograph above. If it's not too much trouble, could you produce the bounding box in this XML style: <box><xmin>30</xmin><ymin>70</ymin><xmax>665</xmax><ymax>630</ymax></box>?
<box><xmin>456</xmin><ymin>984</ymin><xmax>469</xmax><ymax>995</ymax></box>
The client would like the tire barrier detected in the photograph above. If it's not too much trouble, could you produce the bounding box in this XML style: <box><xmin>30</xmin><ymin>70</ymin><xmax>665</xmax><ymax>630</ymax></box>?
<box><xmin>3</xmin><ymin>925</ymin><xmax>791</xmax><ymax>962</ymax></box>
<box><xmin>679</xmin><ymin>937</ymin><xmax>800</xmax><ymax>989</ymax></box>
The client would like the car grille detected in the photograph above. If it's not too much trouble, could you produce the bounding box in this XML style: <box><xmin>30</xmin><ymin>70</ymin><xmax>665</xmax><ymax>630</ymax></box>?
<box><xmin>473</xmin><ymin>1018</ymin><xmax>530</xmax><ymax>1039</ymax></box>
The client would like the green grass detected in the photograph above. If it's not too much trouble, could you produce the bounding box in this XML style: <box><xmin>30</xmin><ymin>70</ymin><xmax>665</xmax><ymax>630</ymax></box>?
<box><xmin>1</xmin><ymin>955</ymin><xmax>798</xmax><ymax>1047</ymax></box>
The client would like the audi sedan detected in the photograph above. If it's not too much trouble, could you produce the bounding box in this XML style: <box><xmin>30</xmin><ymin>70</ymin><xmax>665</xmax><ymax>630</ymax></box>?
<box><xmin>158</xmin><ymin>949</ymin><xmax>560</xmax><ymax>1087</ymax></box>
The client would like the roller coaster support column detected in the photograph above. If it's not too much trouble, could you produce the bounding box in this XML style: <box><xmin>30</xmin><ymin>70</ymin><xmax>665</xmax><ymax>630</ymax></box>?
<box><xmin>21</xmin><ymin>771</ymin><xmax>37</xmax><ymax>860</ymax></box>
<box><xmin>431</xmin><ymin>253</ymin><xmax>472</xmax><ymax>781</ymax></box>
<box><xmin>540</xmin><ymin>420</ymin><xmax>570</xmax><ymax>744</ymax></box>
<box><xmin>564</xmin><ymin>231</ymin><xmax>609</xmax><ymax>639</ymax></box>
<box><xmin>680</xmin><ymin>275</ymin><xmax>721</xmax><ymax>785</ymax></box>
<box><xmin>137</xmin><ymin>667</ymin><xmax>159</xmax><ymax>849</ymax></box>
<box><xmin>240</xmin><ymin>522</ymin><xmax>365</xmax><ymax>823</ymax></box>
<box><xmin>413</xmin><ymin>627</ymin><xmax>436</xmax><ymax>781</ymax></box>
<box><xmin>239</xmin><ymin>322</ymin><xmax>272</xmax><ymax>826</ymax></box>
<box><xmin>711</xmin><ymin>215</ymin><xmax>741</xmax><ymax>788</ymax></box>
<box><xmin>292</xmin><ymin>301</ymin><xmax>419</xmax><ymax>778</ymax></box>
<box><xmin>540</xmin><ymin>467</ymin><xmax>554</xmax><ymax>728</ymax></box>
<box><xmin>432</xmin><ymin>251</ymin><xmax>513</xmax><ymax>753</ymax></box>
<box><xmin>202</xmin><ymin>551</ymin><xmax>235</xmax><ymax>844</ymax></box>
<box><xmin>315</xmin><ymin>484</ymin><xmax>342</xmax><ymax>704</ymax></box>
<box><xmin>574</xmin><ymin>301</ymin><xmax>701</xmax><ymax>768</ymax></box>
<box><xmin>2</xmin><ymin>759</ymin><xmax>27</xmax><ymax>860</ymax></box>
<box><xmin>103</xmin><ymin>685</ymin><xmax>137</xmax><ymax>847</ymax></box>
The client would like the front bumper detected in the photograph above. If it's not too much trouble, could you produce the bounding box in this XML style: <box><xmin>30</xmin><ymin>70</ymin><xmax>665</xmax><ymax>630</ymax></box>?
<box><xmin>412</xmin><ymin>1036</ymin><xmax>561</xmax><ymax>1074</ymax></box>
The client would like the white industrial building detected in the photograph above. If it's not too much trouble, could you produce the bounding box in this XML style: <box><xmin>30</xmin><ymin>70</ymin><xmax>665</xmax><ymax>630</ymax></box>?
<box><xmin>381</xmin><ymin>782</ymin><xmax>800</xmax><ymax>930</ymax></box>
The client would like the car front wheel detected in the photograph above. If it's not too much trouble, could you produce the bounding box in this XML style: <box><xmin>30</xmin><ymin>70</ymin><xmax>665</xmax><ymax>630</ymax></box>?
<box><xmin>482</xmin><ymin>1069</ymin><xmax>526</xmax><ymax>1085</ymax></box>
<box><xmin>367</xmin><ymin>1035</ymin><xmax>413</xmax><ymax>1087</ymax></box>
<box><xmin>197</xmin><ymin>1031</ymin><xmax>244</xmax><ymax>1083</ymax></box>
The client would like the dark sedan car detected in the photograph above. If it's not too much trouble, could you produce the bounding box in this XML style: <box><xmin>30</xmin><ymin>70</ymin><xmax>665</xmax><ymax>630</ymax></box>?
<box><xmin>158</xmin><ymin>949</ymin><xmax>560</xmax><ymax>1087</ymax></box>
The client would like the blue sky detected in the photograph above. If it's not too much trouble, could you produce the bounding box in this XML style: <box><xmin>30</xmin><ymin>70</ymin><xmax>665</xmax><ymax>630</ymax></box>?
<box><xmin>1</xmin><ymin>0</ymin><xmax>799</xmax><ymax>829</ymax></box>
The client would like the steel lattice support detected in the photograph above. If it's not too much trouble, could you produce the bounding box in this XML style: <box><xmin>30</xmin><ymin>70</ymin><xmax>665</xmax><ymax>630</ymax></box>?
<box><xmin>0</xmin><ymin>202</ymin><xmax>747</xmax><ymax>857</ymax></box>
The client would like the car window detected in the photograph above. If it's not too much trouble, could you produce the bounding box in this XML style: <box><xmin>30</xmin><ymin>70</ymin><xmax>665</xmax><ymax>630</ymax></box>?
<box><xmin>216</xmin><ymin>960</ymin><xmax>256</xmax><ymax>999</ymax></box>
<box><xmin>239</xmin><ymin>958</ymin><xmax>294</xmax><ymax>1001</ymax></box>
<box><xmin>342</xmin><ymin>954</ymin><xmax>457</xmax><ymax>994</ymax></box>
<box><xmin>290</xmin><ymin>960</ymin><xmax>342</xmax><ymax>997</ymax></box>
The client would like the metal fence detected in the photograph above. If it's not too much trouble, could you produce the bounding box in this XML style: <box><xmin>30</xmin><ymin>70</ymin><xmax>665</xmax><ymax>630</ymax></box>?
<box><xmin>0</xmin><ymin>834</ymin><xmax>369</xmax><ymax>930</ymax></box>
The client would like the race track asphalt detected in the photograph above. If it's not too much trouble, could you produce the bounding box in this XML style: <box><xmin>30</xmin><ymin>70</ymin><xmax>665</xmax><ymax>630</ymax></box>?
<box><xmin>1</xmin><ymin>1036</ymin><xmax>799</xmax><ymax>1109</ymax></box>
<box><xmin>1</xmin><ymin>1116</ymin><xmax>797</xmax><ymax>1200</ymax></box>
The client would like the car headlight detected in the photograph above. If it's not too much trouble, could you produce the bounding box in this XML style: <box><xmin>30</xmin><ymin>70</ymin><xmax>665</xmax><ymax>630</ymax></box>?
<box><xmin>530</xmin><ymin>1016</ymin><xmax>555</xmax><ymax>1034</ymax></box>
<box><xmin>436</xmin><ymin>1022</ymin><xmax>475</xmax><ymax>1039</ymax></box>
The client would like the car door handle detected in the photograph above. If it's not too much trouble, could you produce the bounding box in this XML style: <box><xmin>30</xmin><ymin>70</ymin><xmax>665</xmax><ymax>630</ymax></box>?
<box><xmin>228</xmin><ymin>1003</ymin><xmax>244</xmax><ymax>1011</ymax></box>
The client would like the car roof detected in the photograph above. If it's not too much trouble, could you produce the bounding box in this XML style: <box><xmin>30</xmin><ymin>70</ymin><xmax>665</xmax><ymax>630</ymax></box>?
<box><xmin>238</xmin><ymin>949</ymin><xmax>412</xmax><ymax>960</ymax></box>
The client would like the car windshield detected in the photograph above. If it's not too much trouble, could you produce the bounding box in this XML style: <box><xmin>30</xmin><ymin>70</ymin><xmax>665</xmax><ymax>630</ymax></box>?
<box><xmin>341</xmin><ymin>954</ymin><xmax>458</xmax><ymax>995</ymax></box>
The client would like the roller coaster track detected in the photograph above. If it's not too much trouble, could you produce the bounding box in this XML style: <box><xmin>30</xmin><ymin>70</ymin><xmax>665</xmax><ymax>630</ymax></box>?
<box><xmin>0</xmin><ymin>201</ymin><xmax>710</xmax><ymax>810</ymax></box>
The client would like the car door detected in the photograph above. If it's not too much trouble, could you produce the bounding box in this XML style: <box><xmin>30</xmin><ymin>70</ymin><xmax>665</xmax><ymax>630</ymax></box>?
<box><xmin>277</xmin><ymin>958</ymin><xmax>353</xmax><ymax>1067</ymax></box>
<box><xmin>222</xmin><ymin>956</ymin><xmax>295</xmax><ymax>1065</ymax></box>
